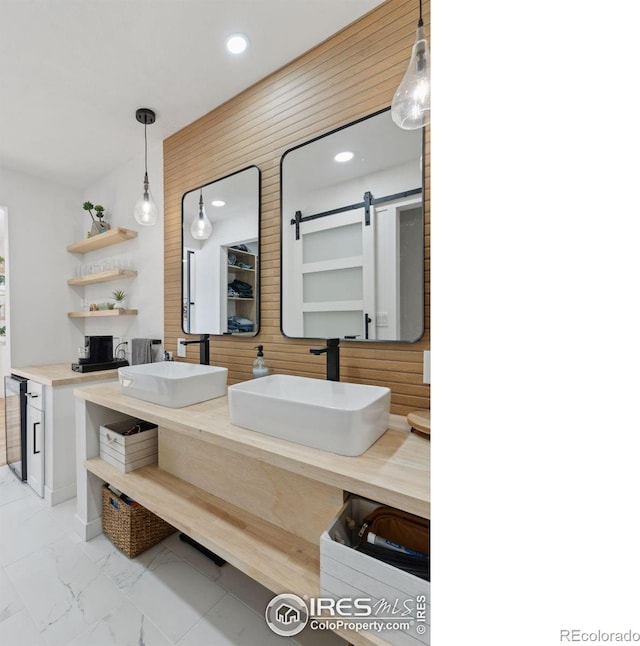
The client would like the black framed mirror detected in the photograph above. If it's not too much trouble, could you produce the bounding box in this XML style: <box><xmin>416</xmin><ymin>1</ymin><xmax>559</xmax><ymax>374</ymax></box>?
<box><xmin>181</xmin><ymin>165</ymin><xmax>261</xmax><ymax>336</ymax></box>
<box><xmin>280</xmin><ymin>108</ymin><xmax>424</xmax><ymax>342</ymax></box>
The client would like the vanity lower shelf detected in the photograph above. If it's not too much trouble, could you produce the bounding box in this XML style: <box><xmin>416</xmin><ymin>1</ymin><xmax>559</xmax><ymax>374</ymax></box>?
<box><xmin>85</xmin><ymin>457</ymin><xmax>391</xmax><ymax>646</ymax></box>
<box><xmin>85</xmin><ymin>457</ymin><xmax>319</xmax><ymax>595</ymax></box>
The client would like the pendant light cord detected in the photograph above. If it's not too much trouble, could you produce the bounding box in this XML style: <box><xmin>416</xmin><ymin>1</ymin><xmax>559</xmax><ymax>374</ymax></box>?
<box><xmin>144</xmin><ymin>123</ymin><xmax>148</xmax><ymax>175</ymax></box>
<box><xmin>418</xmin><ymin>0</ymin><xmax>423</xmax><ymax>27</ymax></box>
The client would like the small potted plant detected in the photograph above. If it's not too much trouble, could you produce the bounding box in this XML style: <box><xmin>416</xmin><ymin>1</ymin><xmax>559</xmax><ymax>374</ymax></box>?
<box><xmin>83</xmin><ymin>201</ymin><xmax>111</xmax><ymax>236</ymax></box>
<box><xmin>111</xmin><ymin>289</ymin><xmax>127</xmax><ymax>310</ymax></box>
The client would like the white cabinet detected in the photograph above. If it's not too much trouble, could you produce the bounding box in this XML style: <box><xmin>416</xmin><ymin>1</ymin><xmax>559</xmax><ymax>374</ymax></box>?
<box><xmin>11</xmin><ymin>365</ymin><xmax>119</xmax><ymax>506</ymax></box>
<box><xmin>26</xmin><ymin>381</ymin><xmax>45</xmax><ymax>497</ymax></box>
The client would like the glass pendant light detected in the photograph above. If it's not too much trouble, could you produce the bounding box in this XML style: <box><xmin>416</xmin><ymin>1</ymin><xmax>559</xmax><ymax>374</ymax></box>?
<box><xmin>191</xmin><ymin>190</ymin><xmax>212</xmax><ymax>240</ymax></box>
<box><xmin>391</xmin><ymin>0</ymin><xmax>430</xmax><ymax>130</ymax></box>
<box><xmin>133</xmin><ymin>108</ymin><xmax>159</xmax><ymax>226</ymax></box>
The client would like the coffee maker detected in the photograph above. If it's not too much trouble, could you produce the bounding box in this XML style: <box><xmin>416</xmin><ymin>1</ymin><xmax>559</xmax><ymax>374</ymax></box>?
<box><xmin>71</xmin><ymin>335</ymin><xmax>129</xmax><ymax>373</ymax></box>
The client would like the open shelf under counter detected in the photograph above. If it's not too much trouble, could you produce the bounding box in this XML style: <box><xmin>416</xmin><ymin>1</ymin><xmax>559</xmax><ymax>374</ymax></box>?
<box><xmin>66</xmin><ymin>227</ymin><xmax>137</xmax><ymax>254</ymax></box>
<box><xmin>67</xmin><ymin>269</ymin><xmax>138</xmax><ymax>286</ymax></box>
<box><xmin>84</xmin><ymin>458</ymin><xmax>390</xmax><ymax>646</ymax></box>
<box><xmin>68</xmin><ymin>309</ymin><xmax>138</xmax><ymax>318</ymax></box>
<box><xmin>85</xmin><ymin>457</ymin><xmax>320</xmax><ymax>596</ymax></box>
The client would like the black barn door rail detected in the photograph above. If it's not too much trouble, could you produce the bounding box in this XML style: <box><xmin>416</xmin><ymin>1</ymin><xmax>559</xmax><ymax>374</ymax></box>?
<box><xmin>290</xmin><ymin>188</ymin><xmax>421</xmax><ymax>240</ymax></box>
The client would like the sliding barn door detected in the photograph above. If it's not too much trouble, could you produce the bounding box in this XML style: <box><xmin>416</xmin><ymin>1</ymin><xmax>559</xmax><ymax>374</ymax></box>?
<box><xmin>288</xmin><ymin>209</ymin><xmax>376</xmax><ymax>339</ymax></box>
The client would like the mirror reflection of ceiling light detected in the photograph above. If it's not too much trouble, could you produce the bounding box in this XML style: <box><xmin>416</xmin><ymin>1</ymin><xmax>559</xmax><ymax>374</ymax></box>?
<box><xmin>191</xmin><ymin>190</ymin><xmax>213</xmax><ymax>240</ymax></box>
<box><xmin>211</xmin><ymin>200</ymin><xmax>226</xmax><ymax>207</ymax></box>
<box><xmin>226</xmin><ymin>34</ymin><xmax>249</xmax><ymax>54</ymax></box>
<box><xmin>334</xmin><ymin>151</ymin><xmax>354</xmax><ymax>163</ymax></box>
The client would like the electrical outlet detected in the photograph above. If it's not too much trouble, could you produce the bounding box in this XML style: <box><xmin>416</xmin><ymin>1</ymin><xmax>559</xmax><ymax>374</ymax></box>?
<box><xmin>375</xmin><ymin>312</ymin><xmax>389</xmax><ymax>327</ymax></box>
<box><xmin>177</xmin><ymin>338</ymin><xmax>186</xmax><ymax>358</ymax></box>
<box><xmin>423</xmin><ymin>350</ymin><xmax>430</xmax><ymax>385</ymax></box>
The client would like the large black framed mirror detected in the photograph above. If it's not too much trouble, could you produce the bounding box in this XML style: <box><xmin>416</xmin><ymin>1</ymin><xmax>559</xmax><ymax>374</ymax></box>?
<box><xmin>181</xmin><ymin>165</ymin><xmax>260</xmax><ymax>336</ymax></box>
<box><xmin>280</xmin><ymin>108</ymin><xmax>424</xmax><ymax>342</ymax></box>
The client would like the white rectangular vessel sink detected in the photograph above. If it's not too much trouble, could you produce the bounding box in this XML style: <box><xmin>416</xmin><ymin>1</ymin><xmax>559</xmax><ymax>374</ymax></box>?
<box><xmin>227</xmin><ymin>375</ymin><xmax>390</xmax><ymax>456</ymax></box>
<box><xmin>118</xmin><ymin>362</ymin><xmax>228</xmax><ymax>408</ymax></box>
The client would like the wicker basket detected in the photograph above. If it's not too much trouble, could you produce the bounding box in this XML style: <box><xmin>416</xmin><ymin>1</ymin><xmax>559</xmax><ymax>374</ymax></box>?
<box><xmin>102</xmin><ymin>485</ymin><xmax>176</xmax><ymax>558</ymax></box>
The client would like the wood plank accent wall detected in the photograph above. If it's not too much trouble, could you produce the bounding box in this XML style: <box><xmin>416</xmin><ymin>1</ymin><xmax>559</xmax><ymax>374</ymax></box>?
<box><xmin>164</xmin><ymin>0</ymin><xmax>429</xmax><ymax>415</ymax></box>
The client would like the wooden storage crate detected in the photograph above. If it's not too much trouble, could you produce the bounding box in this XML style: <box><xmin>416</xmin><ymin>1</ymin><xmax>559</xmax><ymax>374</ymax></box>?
<box><xmin>101</xmin><ymin>485</ymin><xmax>176</xmax><ymax>558</ymax></box>
<box><xmin>320</xmin><ymin>496</ymin><xmax>430</xmax><ymax>646</ymax></box>
<box><xmin>100</xmin><ymin>418</ymin><xmax>158</xmax><ymax>473</ymax></box>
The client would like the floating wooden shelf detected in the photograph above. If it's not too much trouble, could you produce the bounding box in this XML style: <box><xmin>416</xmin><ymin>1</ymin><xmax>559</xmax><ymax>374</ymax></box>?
<box><xmin>67</xmin><ymin>309</ymin><xmax>138</xmax><ymax>318</ymax></box>
<box><xmin>67</xmin><ymin>269</ymin><xmax>137</xmax><ymax>286</ymax></box>
<box><xmin>67</xmin><ymin>228</ymin><xmax>137</xmax><ymax>254</ymax></box>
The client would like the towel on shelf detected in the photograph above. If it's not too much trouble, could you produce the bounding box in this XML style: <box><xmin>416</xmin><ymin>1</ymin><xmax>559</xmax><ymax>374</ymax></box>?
<box><xmin>131</xmin><ymin>338</ymin><xmax>153</xmax><ymax>365</ymax></box>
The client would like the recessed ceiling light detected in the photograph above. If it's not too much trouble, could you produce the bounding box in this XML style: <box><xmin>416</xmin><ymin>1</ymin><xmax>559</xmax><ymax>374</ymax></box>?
<box><xmin>226</xmin><ymin>34</ymin><xmax>249</xmax><ymax>55</ymax></box>
<box><xmin>211</xmin><ymin>200</ymin><xmax>226</xmax><ymax>207</ymax></box>
<box><xmin>334</xmin><ymin>151</ymin><xmax>354</xmax><ymax>163</ymax></box>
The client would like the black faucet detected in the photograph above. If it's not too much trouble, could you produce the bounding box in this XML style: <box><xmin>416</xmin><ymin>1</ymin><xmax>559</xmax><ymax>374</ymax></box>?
<box><xmin>310</xmin><ymin>338</ymin><xmax>340</xmax><ymax>381</ymax></box>
<box><xmin>180</xmin><ymin>334</ymin><xmax>210</xmax><ymax>365</ymax></box>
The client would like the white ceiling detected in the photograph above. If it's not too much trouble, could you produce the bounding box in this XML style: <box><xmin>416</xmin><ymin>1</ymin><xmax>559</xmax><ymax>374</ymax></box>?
<box><xmin>0</xmin><ymin>0</ymin><xmax>385</xmax><ymax>191</ymax></box>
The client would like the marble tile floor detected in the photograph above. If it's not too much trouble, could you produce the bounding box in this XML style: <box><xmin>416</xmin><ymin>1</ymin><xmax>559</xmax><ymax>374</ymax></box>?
<box><xmin>0</xmin><ymin>466</ymin><xmax>346</xmax><ymax>646</ymax></box>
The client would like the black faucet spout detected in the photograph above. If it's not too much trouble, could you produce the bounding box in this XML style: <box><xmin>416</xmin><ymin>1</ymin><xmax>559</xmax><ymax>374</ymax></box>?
<box><xmin>180</xmin><ymin>334</ymin><xmax>210</xmax><ymax>365</ymax></box>
<box><xmin>309</xmin><ymin>338</ymin><xmax>340</xmax><ymax>381</ymax></box>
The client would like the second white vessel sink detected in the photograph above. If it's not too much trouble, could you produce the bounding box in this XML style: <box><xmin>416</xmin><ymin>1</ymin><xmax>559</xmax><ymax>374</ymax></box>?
<box><xmin>118</xmin><ymin>362</ymin><xmax>228</xmax><ymax>408</ymax></box>
<box><xmin>227</xmin><ymin>374</ymin><xmax>390</xmax><ymax>456</ymax></box>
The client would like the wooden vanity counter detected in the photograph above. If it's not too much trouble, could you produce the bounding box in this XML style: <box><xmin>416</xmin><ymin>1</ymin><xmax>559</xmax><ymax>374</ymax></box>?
<box><xmin>74</xmin><ymin>380</ymin><xmax>430</xmax><ymax>518</ymax></box>
<box><xmin>13</xmin><ymin>363</ymin><xmax>119</xmax><ymax>386</ymax></box>
<box><xmin>74</xmin><ymin>381</ymin><xmax>429</xmax><ymax>646</ymax></box>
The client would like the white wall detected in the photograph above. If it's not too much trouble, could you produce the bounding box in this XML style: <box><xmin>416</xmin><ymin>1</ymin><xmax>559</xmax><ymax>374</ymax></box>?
<box><xmin>0</xmin><ymin>167</ymin><xmax>80</xmax><ymax>367</ymax></box>
<box><xmin>0</xmin><ymin>206</ymin><xmax>10</xmax><ymax>381</ymax></box>
<box><xmin>79</xmin><ymin>143</ymin><xmax>164</xmax><ymax>361</ymax></box>
<box><xmin>284</xmin><ymin>160</ymin><xmax>421</xmax><ymax>220</ymax></box>
<box><xmin>0</xmin><ymin>142</ymin><xmax>163</xmax><ymax>370</ymax></box>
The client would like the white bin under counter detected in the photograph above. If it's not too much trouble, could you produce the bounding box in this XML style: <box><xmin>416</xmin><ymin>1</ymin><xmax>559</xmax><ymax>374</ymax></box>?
<box><xmin>321</xmin><ymin>496</ymin><xmax>430</xmax><ymax>646</ymax></box>
<box><xmin>11</xmin><ymin>363</ymin><xmax>118</xmax><ymax>505</ymax></box>
<box><xmin>100</xmin><ymin>418</ymin><xmax>159</xmax><ymax>472</ymax></box>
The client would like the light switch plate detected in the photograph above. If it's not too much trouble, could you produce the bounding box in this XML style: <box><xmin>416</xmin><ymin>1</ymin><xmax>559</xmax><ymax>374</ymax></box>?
<box><xmin>177</xmin><ymin>338</ymin><xmax>186</xmax><ymax>358</ymax></box>
<box><xmin>423</xmin><ymin>350</ymin><xmax>430</xmax><ymax>384</ymax></box>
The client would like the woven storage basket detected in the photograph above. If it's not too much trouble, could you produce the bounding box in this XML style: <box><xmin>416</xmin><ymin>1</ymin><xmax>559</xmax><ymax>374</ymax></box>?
<box><xmin>102</xmin><ymin>485</ymin><xmax>176</xmax><ymax>558</ymax></box>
